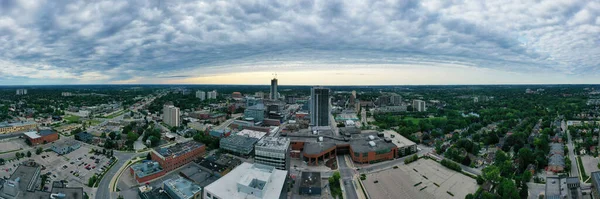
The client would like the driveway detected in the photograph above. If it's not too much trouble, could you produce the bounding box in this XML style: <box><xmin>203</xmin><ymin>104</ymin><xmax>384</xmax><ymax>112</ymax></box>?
<box><xmin>95</xmin><ymin>151</ymin><xmax>137</xmax><ymax>199</ymax></box>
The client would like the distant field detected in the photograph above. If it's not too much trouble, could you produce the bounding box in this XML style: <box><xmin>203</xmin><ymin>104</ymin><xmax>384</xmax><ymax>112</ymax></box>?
<box><xmin>105</xmin><ymin>109</ymin><xmax>128</xmax><ymax>119</ymax></box>
<box><xmin>89</xmin><ymin>119</ymin><xmax>102</xmax><ymax>126</ymax></box>
<box><xmin>64</xmin><ymin>115</ymin><xmax>81</xmax><ymax>122</ymax></box>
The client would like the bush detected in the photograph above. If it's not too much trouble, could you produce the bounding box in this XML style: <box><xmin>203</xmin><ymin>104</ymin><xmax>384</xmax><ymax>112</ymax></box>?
<box><xmin>360</xmin><ymin>174</ymin><xmax>366</xmax><ymax>180</ymax></box>
<box><xmin>440</xmin><ymin>159</ymin><xmax>462</xmax><ymax>172</ymax></box>
<box><xmin>404</xmin><ymin>154</ymin><xmax>419</xmax><ymax>164</ymax></box>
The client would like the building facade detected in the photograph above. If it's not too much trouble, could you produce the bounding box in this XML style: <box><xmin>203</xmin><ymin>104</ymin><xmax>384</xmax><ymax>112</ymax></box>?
<box><xmin>412</xmin><ymin>100</ymin><xmax>426</xmax><ymax>112</ymax></box>
<box><xmin>270</xmin><ymin>78</ymin><xmax>278</xmax><ymax>100</ymax></box>
<box><xmin>207</xmin><ymin>91</ymin><xmax>218</xmax><ymax>99</ymax></box>
<box><xmin>310</xmin><ymin>87</ymin><xmax>330</xmax><ymax>127</ymax></box>
<box><xmin>255</xmin><ymin>137</ymin><xmax>290</xmax><ymax>170</ymax></box>
<box><xmin>195</xmin><ymin>91</ymin><xmax>206</xmax><ymax>101</ymax></box>
<box><xmin>244</xmin><ymin>104</ymin><xmax>265</xmax><ymax>122</ymax></box>
<box><xmin>52</xmin><ymin>142</ymin><xmax>81</xmax><ymax>155</ymax></box>
<box><xmin>0</xmin><ymin>121</ymin><xmax>38</xmax><ymax>134</ymax></box>
<box><xmin>163</xmin><ymin>105</ymin><xmax>181</xmax><ymax>127</ymax></box>
<box><xmin>220</xmin><ymin>135</ymin><xmax>259</xmax><ymax>155</ymax></box>
<box><xmin>151</xmin><ymin>141</ymin><xmax>206</xmax><ymax>173</ymax></box>
<box><xmin>24</xmin><ymin>130</ymin><xmax>58</xmax><ymax>145</ymax></box>
<box><xmin>130</xmin><ymin>161</ymin><xmax>166</xmax><ymax>183</ymax></box>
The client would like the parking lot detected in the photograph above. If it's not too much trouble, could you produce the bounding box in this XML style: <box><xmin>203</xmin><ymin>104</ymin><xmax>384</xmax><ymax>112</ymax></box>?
<box><xmin>0</xmin><ymin>138</ymin><xmax>26</xmax><ymax>152</ymax></box>
<box><xmin>32</xmin><ymin>143</ymin><xmax>113</xmax><ymax>190</ymax></box>
<box><xmin>580</xmin><ymin>155</ymin><xmax>600</xmax><ymax>177</ymax></box>
<box><xmin>363</xmin><ymin>158</ymin><xmax>478</xmax><ymax>199</ymax></box>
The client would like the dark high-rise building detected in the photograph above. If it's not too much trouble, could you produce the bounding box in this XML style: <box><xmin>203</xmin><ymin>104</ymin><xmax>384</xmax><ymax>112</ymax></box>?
<box><xmin>270</xmin><ymin>78</ymin><xmax>278</xmax><ymax>100</ymax></box>
<box><xmin>310</xmin><ymin>87</ymin><xmax>330</xmax><ymax>127</ymax></box>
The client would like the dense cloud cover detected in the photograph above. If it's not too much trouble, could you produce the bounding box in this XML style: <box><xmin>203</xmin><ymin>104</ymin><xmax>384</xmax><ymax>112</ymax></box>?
<box><xmin>0</xmin><ymin>0</ymin><xmax>599</xmax><ymax>84</ymax></box>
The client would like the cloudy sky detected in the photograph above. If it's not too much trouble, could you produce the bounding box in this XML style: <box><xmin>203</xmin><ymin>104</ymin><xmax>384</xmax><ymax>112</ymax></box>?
<box><xmin>1</xmin><ymin>0</ymin><xmax>599</xmax><ymax>85</ymax></box>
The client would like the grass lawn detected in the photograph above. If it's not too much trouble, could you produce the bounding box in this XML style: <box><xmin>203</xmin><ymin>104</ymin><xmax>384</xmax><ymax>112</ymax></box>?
<box><xmin>403</xmin><ymin>117</ymin><xmax>422</xmax><ymax>124</ymax></box>
<box><xmin>89</xmin><ymin>119</ymin><xmax>102</xmax><ymax>126</ymax></box>
<box><xmin>64</xmin><ymin>115</ymin><xmax>81</xmax><ymax>123</ymax></box>
<box><xmin>105</xmin><ymin>109</ymin><xmax>128</xmax><ymax>119</ymax></box>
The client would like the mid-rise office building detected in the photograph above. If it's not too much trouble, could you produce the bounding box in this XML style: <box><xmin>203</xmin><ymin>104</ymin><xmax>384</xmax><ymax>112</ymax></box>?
<box><xmin>270</xmin><ymin>78</ymin><xmax>278</xmax><ymax>100</ymax></box>
<box><xmin>391</xmin><ymin>94</ymin><xmax>402</xmax><ymax>106</ymax></box>
<box><xmin>412</xmin><ymin>100</ymin><xmax>426</xmax><ymax>112</ymax></box>
<box><xmin>310</xmin><ymin>87</ymin><xmax>330</xmax><ymax>127</ymax></box>
<box><xmin>244</xmin><ymin>104</ymin><xmax>265</xmax><ymax>122</ymax></box>
<box><xmin>163</xmin><ymin>105</ymin><xmax>181</xmax><ymax>127</ymax></box>
<box><xmin>207</xmin><ymin>90</ymin><xmax>218</xmax><ymax>99</ymax></box>
<box><xmin>203</xmin><ymin>163</ymin><xmax>287</xmax><ymax>199</ymax></box>
<box><xmin>151</xmin><ymin>141</ymin><xmax>206</xmax><ymax>173</ymax></box>
<box><xmin>255</xmin><ymin>137</ymin><xmax>290</xmax><ymax>170</ymax></box>
<box><xmin>196</xmin><ymin>91</ymin><xmax>206</xmax><ymax>101</ymax></box>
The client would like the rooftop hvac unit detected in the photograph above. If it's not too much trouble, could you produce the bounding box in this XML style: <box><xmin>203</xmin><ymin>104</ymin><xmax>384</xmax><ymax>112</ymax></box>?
<box><xmin>368</xmin><ymin>141</ymin><xmax>376</xmax><ymax>147</ymax></box>
<box><xmin>318</xmin><ymin>137</ymin><xmax>323</xmax><ymax>142</ymax></box>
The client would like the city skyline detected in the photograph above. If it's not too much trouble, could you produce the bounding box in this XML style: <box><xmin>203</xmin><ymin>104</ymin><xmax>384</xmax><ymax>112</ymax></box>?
<box><xmin>1</xmin><ymin>0</ymin><xmax>599</xmax><ymax>85</ymax></box>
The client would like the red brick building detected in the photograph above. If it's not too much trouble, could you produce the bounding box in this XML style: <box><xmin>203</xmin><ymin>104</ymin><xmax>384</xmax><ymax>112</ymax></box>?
<box><xmin>24</xmin><ymin>130</ymin><xmax>58</xmax><ymax>145</ymax></box>
<box><xmin>151</xmin><ymin>141</ymin><xmax>206</xmax><ymax>172</ymax></box>
<box><xmin>129</xmin><ymin>161</ymin><xmax>166</xmax><ymax>183</ymax></box>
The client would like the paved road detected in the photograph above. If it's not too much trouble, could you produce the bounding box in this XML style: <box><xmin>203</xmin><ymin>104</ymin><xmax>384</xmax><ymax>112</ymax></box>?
<box><xmin>565</xmin><ymin>119</ymin><xmax>580</xmax><ymax>178</ymax></box>
<box><xmin>95</xmin><ymin>151</ymin><xmax>137</xmax><ymax>199</ymax></box>
<box><xmin>337</xmin><ymin>155</ymin><xmax>358</xmax><ymax>199</ymax></box>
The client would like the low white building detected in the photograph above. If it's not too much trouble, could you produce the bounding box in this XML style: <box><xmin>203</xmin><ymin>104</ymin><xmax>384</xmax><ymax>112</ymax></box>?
<box><xmin>203</xmin><ymin>163</ymin><xmax>287</xmax><ymax>199</ymax></box>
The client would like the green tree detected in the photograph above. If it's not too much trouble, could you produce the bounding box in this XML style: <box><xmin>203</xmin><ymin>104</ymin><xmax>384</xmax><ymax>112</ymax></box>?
<box><xmin>497</xmin><ymin>178</ymin><xmax>519</xmax><ymax>199</ymax></box>
<box><xmin>88</xmin><ymin>175</ymin><xmax>96</xmax><ymax>187</ymax></box>
<box><xmin>482</xmin><ymin>165</ymin><xmax>501</xmax><ymax>185</ymax></box>
<box><xmin>36</xmin><ymin>147</ymin><xmax>43</xmax><ymax>155</ymax></box>
<box><xmin>522</xmin><ymin>170</ymin><xmax>532</xmax><ymax>182</ymax></box>
<box><xmin>26</xmin><ymin>151</ymin><xmax>31</xmax><ymax>157</ymax></box>
<box><xmin>517</xmin><ymin>148</ymin><xmax>534</xmax><ymax>170</ymax></box>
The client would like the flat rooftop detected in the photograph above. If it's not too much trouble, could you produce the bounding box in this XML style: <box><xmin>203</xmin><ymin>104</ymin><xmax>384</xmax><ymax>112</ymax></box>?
<box><xmin>221</xmin><ymin>135</ymin><xmax>260</xmax><ymax>148</ymax></box>
<box><xmin>24</xmin><ymin>131</ymin><xmax>41</xmax><ymax>139</ymax></box>
<box><xmin>382</xmin><ymin>130</ymin><xmax>416</xmax><ymax>148</ymax></box>
<box><xmin>236</xmin><ymin>129</ymin><xmax>267</xmax><ymax>140</ymax></box>
<box><xmin>131</xmin><ymin>161</ymin><xmax>163</xmax><ymax>179</ymax></box>
<box><xmin>164</xmin><ymin>177</ymin><xmax>201</xmax><ymax>199</ymax></box>
<box><xmin>156</xmin><ymin>140</ymin><xmax>204</xmax><ymax>158</ymax></box>
<box><xmin>204</xmin><ymin>163</ymin><xmax>287</xmax><ymax>199</ymax></box>
<box><xmin>300</xmin><ymin>172</ymin><xmax>321</xmax><ymax>188</ymax></box>
<box><xmin>9</xmin><ymin>164</ymin><xmax>40</xmax><ymax>192</ymax></box>
<box><xmin>50</xmin><ymin>187</ymin><xmax>84</xmax><ymax>199</ymax></box>
<box><xmin>255</xmin><ymin>137</ymin><xmax>290</xmax><ymax>151</ymax></box>
<box><xmin>0</xmin><ymin>121</ymin><xmax>36</xmax><ymax>128</ymax></box>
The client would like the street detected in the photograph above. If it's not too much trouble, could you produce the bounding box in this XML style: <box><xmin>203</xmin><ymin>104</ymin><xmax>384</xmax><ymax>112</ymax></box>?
<box><xmin>564</xmin><ymin>120</ymin><xmax>580</xmax><ymax>178</ymax></box>
<box><xmin>95</xmin><ymin>151</ymin><xmax>137</xmax><ymax>199</ymax></box>
<box><xmin>337</xmin><ymin>155</ymin><xmax>359</xmax><ymax>199</ymax></box>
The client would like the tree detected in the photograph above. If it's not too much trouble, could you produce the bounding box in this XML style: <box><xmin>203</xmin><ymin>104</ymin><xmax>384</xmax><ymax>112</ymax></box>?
<box><xmin>522</xmin><ymin>170</ymin><xmax>532</xmax><ymax>182</ymax></box>
<box><xmin>146</xmin><ymin>153</ymin><xmax>152</xmax><ymax>160</ymax></box>
<box><xmin>24</xmin><ymin>139</ymin><xmax>32</xmax><ymax>146</ymax></box>
<box><xmin>26</xmin><ymin>151</ymin><xmax>31</xmax><ymax>157</ymax></box>
<box><xmin>482</xmin><ymin>165</ymin><xmax>501</xmax><ymax>185</ymax></box>
<box><xmin>100</xmin><ymin>132</ymin><xmax>106</xmax><ymax>138</ymax></box>
<box><xmin>36</xmin><ymin>147</ymin><xmax>43</xmax><ymax>155</ymax></box>
<box><xmin>109</xmin><ymin>131</ymin><xmax>118</xmax><ymax>140</ymax></box>
<box><xmin>88</xmin><ymin>175</ymin><xmax>97</xmax><ymax>187</ymax></box>
<box><xmin>497</xmin><ymin>178</ymin><xmax>520</xmax><ymax>199</ymax></box>
<box><xmin>517</xmin><ymin>148</ymin><xmax>534</xmax><ymax>170</ymax></box>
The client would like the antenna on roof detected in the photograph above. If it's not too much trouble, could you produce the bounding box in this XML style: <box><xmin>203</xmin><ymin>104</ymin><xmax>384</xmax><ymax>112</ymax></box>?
<box><xmin>272</xmin><ymin>73</ymin><xmax>277</xmax><ymax>79</ymax></box>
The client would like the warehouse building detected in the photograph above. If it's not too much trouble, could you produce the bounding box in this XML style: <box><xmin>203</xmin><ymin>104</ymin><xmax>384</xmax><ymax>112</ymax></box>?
<box><xmin>0</xmin><ymin>121</ymin><xmax>38</xmax><ymax>134</ymax></box>
<box><xmin>24</xmin><ymin>130</ymin><xmax>58</xmax><ymax>145</ymax></box>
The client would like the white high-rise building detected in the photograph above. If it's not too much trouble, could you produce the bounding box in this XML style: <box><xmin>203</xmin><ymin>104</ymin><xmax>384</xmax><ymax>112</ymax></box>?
<box><xmin>195</xmin><ymin>90</ymin><xmax>206</xmax><ymax>101</ymax></box>
<box><xmin>163</xmin><ymin>105</ymin><xmax>180</xmax><ymax>127</ymax></box>
<box><xmin>412</xmin><ymin>100</ymin><xmax>426</xmax><ymax>112</ymax></box>
<box><xmin>16</xmin><ymin>89</ymin><xmax>27</xmax><ymax>95</ymax></box>
<box><xmin>207</xmin><ymin>90</ymin><xmax>218</xmax><ymax>99</ymax></box>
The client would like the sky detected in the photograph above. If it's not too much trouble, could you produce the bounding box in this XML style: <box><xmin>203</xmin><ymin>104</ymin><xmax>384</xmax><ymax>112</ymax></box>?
<box><xmin>0</xmin><ymin>0</ymin><xmax>599</xmax><ymax>85</ymax></box>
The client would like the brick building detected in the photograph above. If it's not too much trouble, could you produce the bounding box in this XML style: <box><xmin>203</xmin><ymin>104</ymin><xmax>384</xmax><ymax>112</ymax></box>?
<box><xmin>151</xmin><ymin>141</ymin><xmax>206</xmax><ymax>172</ymax></box>
<box><xmin>24</xmin><ymin>130</ymin><xmax>58</xmax><ymax>145</ymax></box>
